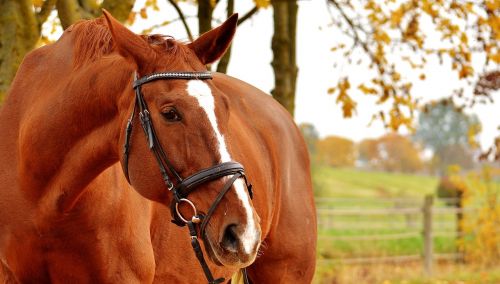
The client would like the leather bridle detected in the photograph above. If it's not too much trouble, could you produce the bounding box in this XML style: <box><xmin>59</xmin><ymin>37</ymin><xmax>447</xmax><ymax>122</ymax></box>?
<box><xmin>122</xmin><ymin>71</ymin><xmax>253</xmax><ymax>284</ymax></box>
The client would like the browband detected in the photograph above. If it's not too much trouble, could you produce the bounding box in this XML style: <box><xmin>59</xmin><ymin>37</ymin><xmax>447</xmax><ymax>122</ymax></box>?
<box><xmin>133</xmin><ymin>71</ymin><xmax>212</xmax><ymax>88</ymax></box>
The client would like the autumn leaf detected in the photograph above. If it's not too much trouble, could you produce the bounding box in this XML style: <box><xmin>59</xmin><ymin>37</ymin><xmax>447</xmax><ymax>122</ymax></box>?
<box><xmin>358</xmin><ymin>84</ymin><xmax>378</xmax><ymax>95</ymax></box>
<box><xmin>253</xmin><ymin>0</ymin><xmax>270</xmax><ymax>8</ymax></box>
<box><xmin>127</xmin><ymin>12</ymin><xmax>137</xmax><ymax>25</ymax></box>
<box><xmin>488</xmin><ymin>51</ymin><xmax>500</xmax><ymax>63</ymax></box>
<box><xmin>140</xmin><ymin>8</ymin><xmax>148</xmax><ymax>19</ymax></box>
<box><xmin>335</xmin><ymin>78</ymin><xmax>356</xmax><ymax>118</ymax></box>
<box><xmin>390</xmin><ymin>5</ymin><xmax>405</xmax><ymax>28</ymax></box>
<box><xmin>459</xmin><ymin>65</ymin><xmax>474</xmax><ymax>79</ymax></box>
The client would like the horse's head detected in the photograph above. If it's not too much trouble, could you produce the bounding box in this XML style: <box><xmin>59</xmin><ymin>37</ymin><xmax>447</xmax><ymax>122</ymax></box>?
<box><xmin>103</xmin><ymin>12</ymin><xmax>261</xmax><ymax>268</ymax></box>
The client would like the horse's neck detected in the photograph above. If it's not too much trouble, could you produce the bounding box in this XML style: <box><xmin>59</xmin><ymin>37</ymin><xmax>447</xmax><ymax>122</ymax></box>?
<box><xmin>10</xmin><ymin>44</ymin><xmax>133</xmax><ymax>213</ymax></box>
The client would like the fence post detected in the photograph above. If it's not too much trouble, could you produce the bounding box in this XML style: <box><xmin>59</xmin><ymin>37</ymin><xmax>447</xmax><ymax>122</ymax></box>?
<box><xmin>422</xmin><ymin>195</ymin><xmax>434</xmax><ymax>277</ymax></box>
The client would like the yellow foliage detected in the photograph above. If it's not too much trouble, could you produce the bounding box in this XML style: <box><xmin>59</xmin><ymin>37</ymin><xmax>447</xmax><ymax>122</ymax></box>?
<box><xmin>485</xmin><ymin>0</ymin><xmax>500</xmax><ymax>11</ymax></box>
<box><xmin>467</xmin><ymin>123</ymin><xmax>482</xmax><ymax>149</ymax></box>
<box><xmin>32</xmin><ymin>0</ymin><xmax>43</xmax><ymax>8</ymax></box>
<box><xmin>391</xmin><ymin>71</ymin><xmax>401</xmax><ymax>82</ymax></box>
<box><xmin>457</xmin><ymin>166</ymin><xmax>500</xmax><ymax>266</ymax></box>
<box><xmin>459</xmin><ymin>65</ymin><xmax>474</xmax><ymax>79</ymax></box>
<box><xmin>335</xmin><ymin>78</ymin><xmax>356</xmax><ymax>118</ymax></box>
<box><xmin>145</xmin><ymin>0</ymin><xmax>160</xmax><ymax>11</ymax></box>
<box><xmin>422</xmin><ymin>0</ymin><xmax>438</xmax><ymax>18</ymax></box>
<box><xmin>324</xmin><ymin>0</ymin><xmax>500</xmax><ymax>144</ymax></box>
<box><xmin>390</xmin><ymin>5</ymin><xmax>405</xmax><ymax>28</ymax></box>
<box><xmin>139</xmin><ymin>8</ymin><xmax>148</xmax><ymax>19</ymax></box>
<box><xmin>358</xmin><ymin>84</ymin><xmax>378</xmax><ymax>95</ymax></box>
<box><xmin>315</xmin><ymin>136</ymin><xmax>356</xmax><ymax>167</ymax></box>
<box><xmin>488</xmin><ymin>51</ymin><xmax>500</xmax><ymax>63</ymax></box>
<box><xmin>253</xmin><ymin>0</ymin><xmax>270</xmax><ymax>9</ymax></box>
<box><xmin>127</xmin><ymin>12</ymin><xmax>137</xmax><ymax>25</ymax></box>
<box><xmin>374</xmin><ymin>30</ymin><xmax>391</xmax><ymax>44</ymax></box>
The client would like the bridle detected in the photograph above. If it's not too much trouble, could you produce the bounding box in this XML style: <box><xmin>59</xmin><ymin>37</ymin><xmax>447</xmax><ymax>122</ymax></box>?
<box><xmin>122</xmin><ymin>71</ymin><xmax>253</xmax><ymax>284</ymax></box>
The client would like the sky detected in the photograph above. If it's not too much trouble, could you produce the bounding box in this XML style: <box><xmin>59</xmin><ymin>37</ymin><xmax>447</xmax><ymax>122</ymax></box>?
<box><xmin>44</xmin><ymin>0</ymin><xmax>499</xmax><ymax>150</ymax></box>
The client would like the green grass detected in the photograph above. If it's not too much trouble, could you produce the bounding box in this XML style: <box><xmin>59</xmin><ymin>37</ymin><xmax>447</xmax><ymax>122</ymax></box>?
<box><xmin>312</xmin><ymin>166</ymin><xmax>439</xmax><ymax>198</ymax></box>
<box><xmin>312</xmin><ymin>165</ymin><xmax>500</xmax><ymax>283</ymax></box>
<box><xmin>317</xmin><ymin>234</ymin><xmax>457</xmax><ymax>259</ymax></box>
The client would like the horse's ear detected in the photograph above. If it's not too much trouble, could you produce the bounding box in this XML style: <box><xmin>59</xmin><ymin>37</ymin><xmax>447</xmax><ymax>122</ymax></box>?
<box><xmin>102</xmin><ymin>9</ymin><xmax>153</xmax><ymax>66</ymax></box>
<box><xmin>188</xmin><ymin>13</ymin><xmax>238</xmax><ymax>65</ymax></box>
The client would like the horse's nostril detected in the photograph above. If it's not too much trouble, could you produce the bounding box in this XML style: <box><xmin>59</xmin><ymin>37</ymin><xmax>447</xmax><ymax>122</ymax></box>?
<box><xmin>221</xmin><ymin>224</ymin><xmax>239</xmax><ymax>253</ymax></box>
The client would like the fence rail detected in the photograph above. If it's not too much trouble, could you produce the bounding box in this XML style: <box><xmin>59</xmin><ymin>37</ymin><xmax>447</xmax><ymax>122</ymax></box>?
<box><xmin>318</xmin><ymin>253</ymin><xmax>463</xmax><ymax>265</ymax></box>
<box><xmin>316</xmin><ymin>195</ymin><xmax>472</xmax><ymax>276</ymax></box>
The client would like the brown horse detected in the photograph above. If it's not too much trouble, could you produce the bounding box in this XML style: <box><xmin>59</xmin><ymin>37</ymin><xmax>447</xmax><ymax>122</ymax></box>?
<box><xmin>0</xmin><ymin>11</ymin><xmax>316</xmax><ymax>283</ymax></box>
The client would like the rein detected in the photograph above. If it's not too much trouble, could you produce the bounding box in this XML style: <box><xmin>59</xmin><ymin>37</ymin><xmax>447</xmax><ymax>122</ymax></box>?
<box><xmin>122</xmin><ymin>71</ymin><xmax>253</xmax><ymax>284</ymax></box>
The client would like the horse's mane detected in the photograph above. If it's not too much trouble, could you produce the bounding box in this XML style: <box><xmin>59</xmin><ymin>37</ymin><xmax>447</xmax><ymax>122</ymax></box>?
<box><xmin>72</xmin><ymin>18</ymin><xmax>113</xmax><ymax>68</ymax></box>
<box><xmin>71</xmin><ymin>17</ymin><xmax>188</xmax><ymax>68</ymax></box>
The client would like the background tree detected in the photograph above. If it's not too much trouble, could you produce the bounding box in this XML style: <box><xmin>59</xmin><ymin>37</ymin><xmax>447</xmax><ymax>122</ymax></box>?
<box><xmin>414</xmin><ymin>100</ymin><xmax>481</xmax><ymax>174</ymax></box>
<box><xmin>315</xmin><ymin>136</ymin><xmax>355</xmax><ymax>167</ymax></box>
<box><xmin>377</xmin><ymin>134</ymin><xmax>423</xmax><ymax>173</ymax></box>
<box><xmin>325</xmin><ymin>0</ymin><xmax>499</xmax><ymax>135</ymax></box>
<box><xmin>270</xmin><ymin>0</ymin><xmax>298</xmax><ymax>115</ymax></box>
<box><xmin>358</xmin><ymin>134</ymin><xmax>422</xmax><ymax>173</ymax></box>
<box><xmin>475</xmin><ymin>70</ymin><xmax>500</xmax><ymax>161</ymax></box>
<box><xmin>0</xmin><ymin>0</ymin><xmax>264</xmax><ymax>100</ymax></box>
<box><xmin>0</xmin><ymin>0</ymin><xmax>134</xmax><ymax>100</ymax></box>
<box><xmin>358</xmin><ymin>138</ymin><xmax>379</xmax><ymax>167</ymax></box>
<box><xmin>299</xmin><ymin>122</ymin><xmax>320</xmax><ymax>157</ymax></box>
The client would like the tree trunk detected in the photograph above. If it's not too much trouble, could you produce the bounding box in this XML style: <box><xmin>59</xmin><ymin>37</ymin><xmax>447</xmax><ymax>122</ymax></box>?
<box><xmin>0</xmin><ymin>0</ymin><xmax>39</xmax><ymax>101</ymax></box>
<box><xmin>198</xmin><ymin>0</ymin><xmax>214</xmax><ymax>35</ymax></box>
<box><xmin>0</xmin><ymin>0</ymin><xmax>134</xmax><ymax>101</ymax></box>
<box><xmin>57</xmin><ymin>0</ymin><xmax>134</xmax><ymax>30</ymax></box>
<box><xmin>270</xmin><ymin>0</ymin><xmax>298</xmax><ymax>116</ymax></box>
<box><xmin>216</xmin><ymin>0</ymin><xmax>234</xmax><ymax>74</ymax></box>
<box><xmin>102</xmin><ymin>0</ymin><xmax>135</xmax><ymax>23</ymax></box>
<box><xmin>56</xmin><ymin>0</ymin><xmax>94</xmax><ymax>29</ymax></box>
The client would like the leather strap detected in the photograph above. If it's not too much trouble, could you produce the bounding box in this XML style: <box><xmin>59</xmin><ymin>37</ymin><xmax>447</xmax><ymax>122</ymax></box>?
<box><xmin>176</xmin><ymin>162</ymin><xmax>244</xmax><ymax>197</ymax></box>
<box><xmin>187</xmin><ymin>221</ymin><xmax>225</xmax><ymax>284</ymax></box>
<box><xmin>133</xmin><ymin>71</ymin><xmax>212</xmax><ymax>88</ymax></box>
<box><xmin>199</xmin><ymin>173</ymin><xmax>242</xmax><ymax>238</ymax></box>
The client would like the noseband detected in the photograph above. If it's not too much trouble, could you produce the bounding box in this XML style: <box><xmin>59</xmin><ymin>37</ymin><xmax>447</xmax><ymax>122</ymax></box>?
<box><xmin>122</xmin><ymin>71</ymin><xmax>253</xmax><ymax>284</ymax></box>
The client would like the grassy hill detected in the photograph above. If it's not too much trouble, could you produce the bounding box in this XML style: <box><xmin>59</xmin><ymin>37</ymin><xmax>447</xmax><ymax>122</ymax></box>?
<box><xmin>312</xmin><ymin>166</ymin><xmax>439</xmax><ymax>198</ymax></box>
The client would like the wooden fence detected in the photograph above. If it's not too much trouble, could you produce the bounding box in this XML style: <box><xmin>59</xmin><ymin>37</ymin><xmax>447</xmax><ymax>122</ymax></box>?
<box><xmin>316</xmin><ymin>195</ymin><xmax>476</xmax><ymax>276</ymax></box>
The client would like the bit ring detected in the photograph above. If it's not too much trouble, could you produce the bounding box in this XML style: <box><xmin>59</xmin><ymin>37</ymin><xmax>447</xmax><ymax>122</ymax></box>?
<box><xmin>175</xmin><ymin>198</ymin><xmax>199</xmax><ymax>224</ymax></box>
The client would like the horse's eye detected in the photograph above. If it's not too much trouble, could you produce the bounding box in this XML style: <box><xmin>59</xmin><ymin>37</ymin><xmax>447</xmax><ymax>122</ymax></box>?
<box><xmin>162</xmin><ymin>108</ymin><xmax>182</xmax><ymax>122</ymax></box>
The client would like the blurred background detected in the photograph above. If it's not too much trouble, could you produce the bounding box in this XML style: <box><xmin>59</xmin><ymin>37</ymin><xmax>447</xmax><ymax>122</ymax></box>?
<box><xmin>0</xmin><ymin>0</ymin><xmax>499</xmax><ymax>283</ymax></box>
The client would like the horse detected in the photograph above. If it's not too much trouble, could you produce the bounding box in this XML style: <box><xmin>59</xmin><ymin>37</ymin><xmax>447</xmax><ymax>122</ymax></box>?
<box><xmin>0</xmin><ymin>10</ymin><xmax>317</xmax><ymax>283</ymax></box>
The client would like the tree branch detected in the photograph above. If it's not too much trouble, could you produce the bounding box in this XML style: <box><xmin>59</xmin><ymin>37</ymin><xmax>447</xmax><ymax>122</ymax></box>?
<box><xmin>166</xmin><ymin>0</ymin><xmax>193</xmax><ymax>41</ymax></box>
<box><xmin>216</xmin><ymin>0</ymin><xmax>234</xmax><ymax>73</ymax></box>
<box><xmin>328</xmin><ymin>0</ymin><xmax>376</xmax><ymax>63</ymax></box>
<box><xmin>80</xmin><ymin>0</ymin><xmax>99</xmax><ymax>17</ymax></box>
<box><xmin>36</xmin><ymin>0</ymin><xmax>57</xmax><ymax>28</ymax></box>
<box><xmin>238</xmin><ymin>5</ymin><xmax>259</xmax><ymax>25</ymax></box>
<box><xmin>198</xmin><ymin>0</ymin><xmax>214</xmax><ymax>35</ymax></box>
<box><xmin>56</xmin><ymin>0</ymin><xmax>94</xmax><ymax>29</ymax></box>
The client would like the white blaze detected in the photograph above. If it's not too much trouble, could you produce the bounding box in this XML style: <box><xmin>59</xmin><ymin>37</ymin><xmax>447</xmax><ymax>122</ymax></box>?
<box><xmin>186</xmin><ymin>80</ymin><xmax>259</xmax><ymax>254</ymax></box>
